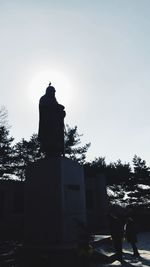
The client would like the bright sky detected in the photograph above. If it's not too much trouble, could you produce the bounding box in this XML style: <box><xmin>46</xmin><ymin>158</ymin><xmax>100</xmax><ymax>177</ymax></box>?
<box><xmin>1</xmin><ymin>0</ymin><xmax>150</xmax><ymax>165</ymax></box>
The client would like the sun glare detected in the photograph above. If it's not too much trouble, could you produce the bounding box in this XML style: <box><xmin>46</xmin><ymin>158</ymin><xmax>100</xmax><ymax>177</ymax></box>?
<box><xmin>28</xmin><ymin>69</ymin><xmax>72</xmax><ymax>107</ymax></box>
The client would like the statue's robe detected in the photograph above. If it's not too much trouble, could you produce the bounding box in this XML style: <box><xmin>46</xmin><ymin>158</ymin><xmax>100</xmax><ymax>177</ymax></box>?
<box><xmin>38</xmin><ymin>94</ymin><xmax>66</xmax><ymax>156</ymax></box>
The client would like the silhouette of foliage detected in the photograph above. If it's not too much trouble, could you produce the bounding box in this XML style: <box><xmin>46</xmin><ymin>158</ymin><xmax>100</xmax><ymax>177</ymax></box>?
<box><xmin>0</xmin><ymin>126</ymin><xmax>14</xmax><ymax>177</ymax></box>
<box><xmin>13</xmin><ymin>134</ymin><xmax>44</xmax><ymax>180</ymax></box>
<box><xmin>132</xmin><ymin>155</ymin><xmax>150</xmax><ymax>184</ymax></box>
<box><xmin>0</xmin><ymin>107</ymin><xmax>14</xmax><ymax>178</ymax></box>
<box><xmin>84</xmin><ymin>157</ymin><xmax>106</xmax><ymax>177</ymax></box>
<box><xmin>85</xmin><ymin>157</ymin><xmax>131</xmax><ymax>186</ymax></box>
<box><xmin>0</xmin><ymin>106</ymin><xmax>8</xmax><ymax>127</ymax></box>
<box><xmin>106</xmin><ymin>160</ymin><xmax>132</xmax><ymax>185</ymax></box>
<box><xmin>64</xmin><ymin>124</ymin><xmax>91</xmax><ymax>164</ymax></box>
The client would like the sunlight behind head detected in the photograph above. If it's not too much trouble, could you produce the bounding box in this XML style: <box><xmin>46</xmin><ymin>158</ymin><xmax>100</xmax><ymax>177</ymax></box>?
<box><xmin>28</xmin><ymin>69</ymin><xmax>72</xmax><ymax>107</ymax></box>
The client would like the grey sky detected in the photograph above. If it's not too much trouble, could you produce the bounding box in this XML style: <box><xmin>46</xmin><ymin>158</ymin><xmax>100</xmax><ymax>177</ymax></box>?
<box><xmin>1</xmin><ymin>0</ymin><xmax>150</xmax><ymax>165</ymax></box>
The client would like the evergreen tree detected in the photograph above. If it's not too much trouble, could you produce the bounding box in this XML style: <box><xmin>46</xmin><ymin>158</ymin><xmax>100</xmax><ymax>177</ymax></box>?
<box><xmin>84</xmin><ymin>157</ymin><xmax>106</xmax><ymax>177</ymax></box>
<box><xmin>0</xmin><ymin>106</ymin><xmax>8</xmax><ymax>127</ymax></box>
<box><xmin>13</xmin><ymin>134</ymin><xmax>44</xmax><ymax>180</ymax></box>
<box><xmin>132</xmin><ymin>155</ymin><xmax>150</xmax><ymax>184</ymax></box>
<box><xmin>107</xmin><ymin>160</ymin><xmax>132</xmax><ymax>185</ymax></box>
<box><xmin>0</xmin><ymin>107</ymin><xmax>14</xmax><ymax>178</ymax></box>
<box><xmin>85</xmin><ymin>157</ymin><xmax>131</xmax><ymax>186</ymax></box>
<box><xmin>64</xmin><ymin>124</ymin><xmax>91</xmax><ymax>164</ymax></box>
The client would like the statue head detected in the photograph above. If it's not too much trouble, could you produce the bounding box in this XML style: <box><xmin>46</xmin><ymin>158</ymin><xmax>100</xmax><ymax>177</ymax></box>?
<box><xmin>46</xmin><ymin>82</ymin><xmax>56</xmax><ymax>96</ymax></box>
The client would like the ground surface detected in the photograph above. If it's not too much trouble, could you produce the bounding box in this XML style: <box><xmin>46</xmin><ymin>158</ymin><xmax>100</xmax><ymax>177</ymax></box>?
<box><xmin>0</xmin><ymin>232</ymin><xmax>149</xmax><ymax>266</ymax></box>
<box><xmin>98</xmin><ymin>232</ymin><xmax>150</xmax><ymax>267</ymax></box>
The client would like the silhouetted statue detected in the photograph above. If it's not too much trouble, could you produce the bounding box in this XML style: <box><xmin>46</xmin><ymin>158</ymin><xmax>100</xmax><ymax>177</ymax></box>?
<box><xmin>38</xmin><ymin>83</ymin><xmax>66</xmax><ymax>157</ymax></box>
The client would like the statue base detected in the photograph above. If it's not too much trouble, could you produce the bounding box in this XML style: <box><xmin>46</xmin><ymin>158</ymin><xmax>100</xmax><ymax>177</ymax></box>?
<box><xmin>24</xmin><ymin>157</ymin><xmax>86</xmax><ymax>248</ymax></box>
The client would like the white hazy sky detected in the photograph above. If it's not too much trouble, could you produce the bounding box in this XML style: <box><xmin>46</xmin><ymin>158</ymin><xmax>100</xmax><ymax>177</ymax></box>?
<box><xmin>1</xmin><ymin>0</ymin><xmax>150</xmax><ymax>165</ymax></box>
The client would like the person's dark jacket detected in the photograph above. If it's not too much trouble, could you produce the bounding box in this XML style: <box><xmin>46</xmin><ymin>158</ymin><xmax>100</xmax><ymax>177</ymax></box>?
<box><xmin>125</xmin><ymin>217</ymin><xmax>137</xmax><ymax>243</ymax></box>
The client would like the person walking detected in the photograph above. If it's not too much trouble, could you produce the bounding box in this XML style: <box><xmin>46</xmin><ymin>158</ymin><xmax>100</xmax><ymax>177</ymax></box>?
<box><xmin>108</xmin><ymin>213</ymin><xmax>124</xmax><ymax>264</ymax></box>
<box><xmin>125</xmin><ymin>216</ymin><xmax>140</xmax><ymax>257</ymax></box>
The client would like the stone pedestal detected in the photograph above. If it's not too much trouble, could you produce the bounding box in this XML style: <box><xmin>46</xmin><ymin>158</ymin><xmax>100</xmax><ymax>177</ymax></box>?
<box><xmin>24</xmin><ymin>157</ymin><xmax>86</xmax><ymax>247</ymax></box>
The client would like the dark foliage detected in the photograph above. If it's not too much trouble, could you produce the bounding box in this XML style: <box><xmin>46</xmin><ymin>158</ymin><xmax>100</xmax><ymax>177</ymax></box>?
<box><xmin>85</xmin><ymin>157</ymin><xmax>132</xmax><ymax>186</ymax></box>
<box><xmin>106</xmin><ymin>160</ymin><xmax>132</xmax><ymax>185</ymax></box>
<box><xmin>84</xmin><ymin>157</ymin><xmax>106</xmax><ymax>177</ymax></box>
<box><xmin>13</xmin><ymin>134</ymin><xmax>44</xmax><ymax>180</ymax></box>
<box><xmin>132</xmin><ymin>155</ymin><xmax>150</xmax><ymax>184</ymax></box>
<box><xmin>0</xmin><ymin>126</ymin><xmax>14</xmax><ymax>177</ymax></box>
<box><xmin>64</xmin><ymin>124</ymin><xmax>91</xmax><ymax>164</ymax></box>
<box><xmin>0</xmin><ymin>107</ymin><xmax>14</xmax><ymax>178</ymax></box>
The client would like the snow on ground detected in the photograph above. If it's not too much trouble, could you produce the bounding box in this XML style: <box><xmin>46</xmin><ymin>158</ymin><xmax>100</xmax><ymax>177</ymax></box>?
<box><xmin>122</xmin><ymin>232</ymin><xmax>150</xmax><ymax>267</ymax></box>
<box><xmin>96</xmin><ymin>232</ymin><xmax>150</xmax><ymax>267</ymax></box>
